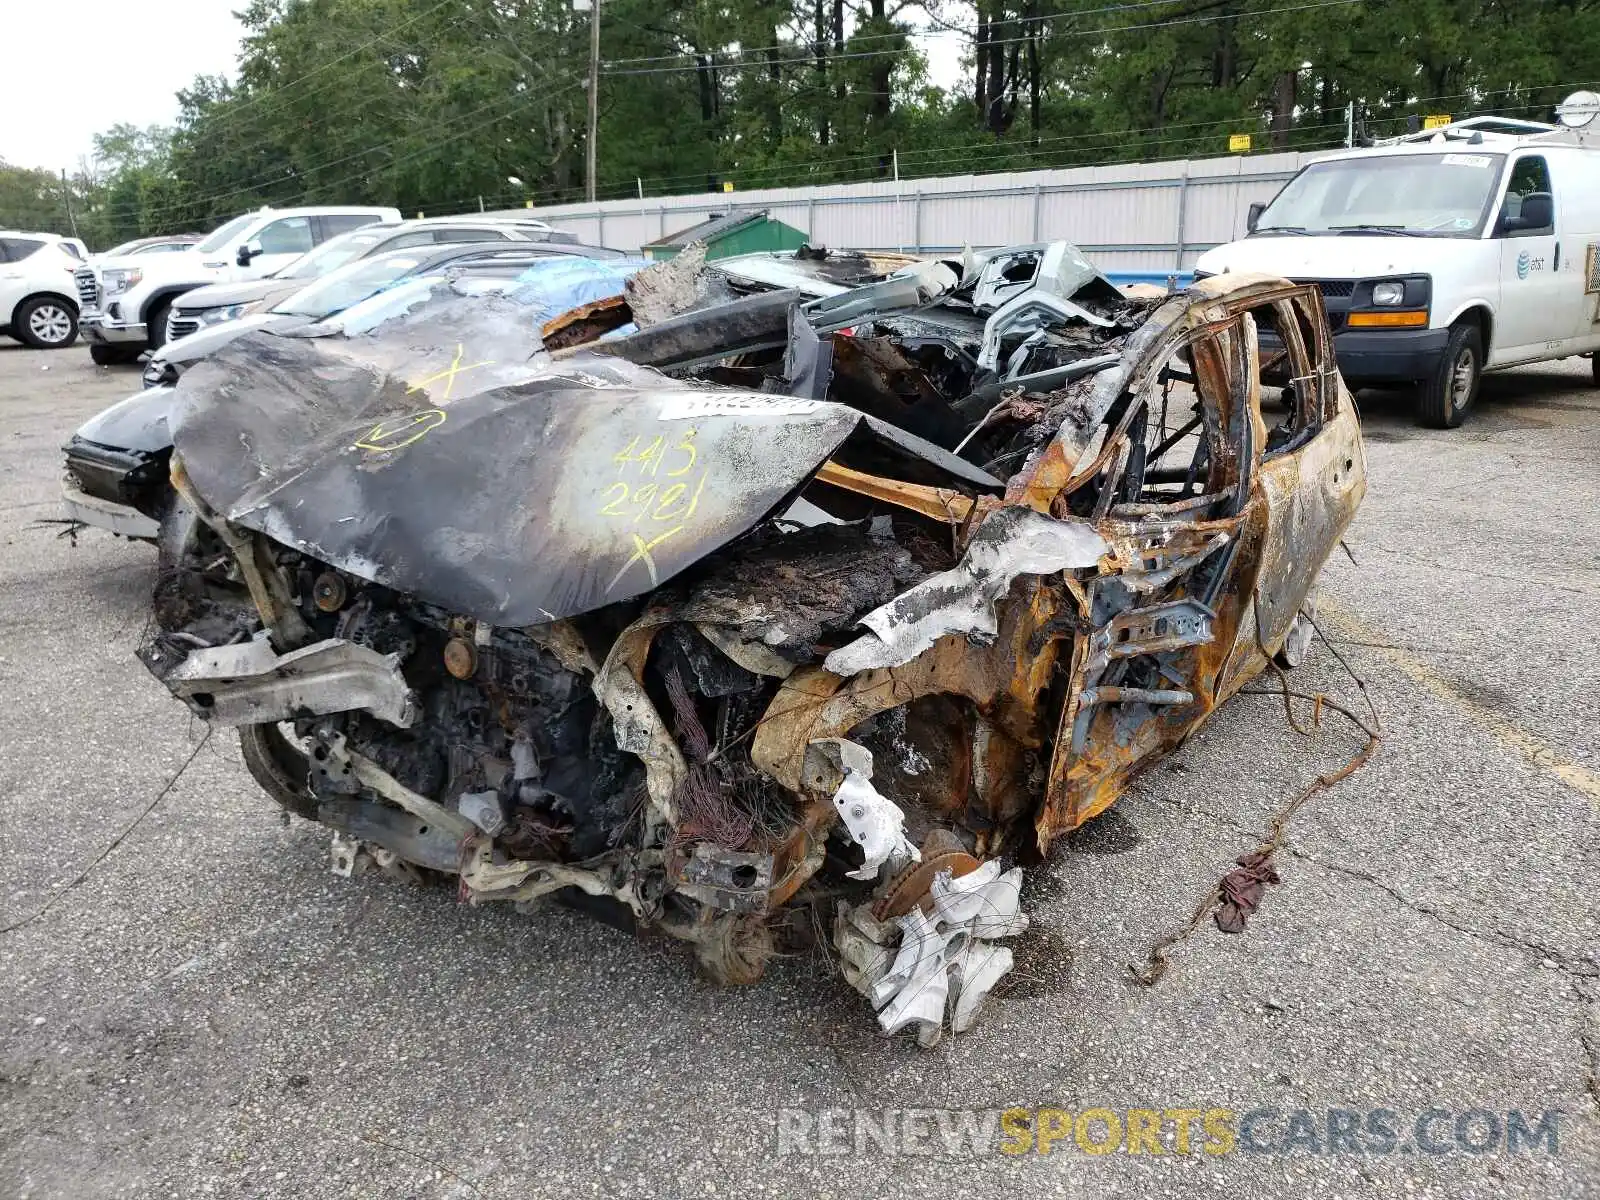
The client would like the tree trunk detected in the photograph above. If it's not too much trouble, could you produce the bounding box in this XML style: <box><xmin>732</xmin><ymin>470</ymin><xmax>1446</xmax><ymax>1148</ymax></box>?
<box><xmin>1270</xmin><ymin>68</ymin><xmax>1296</xmax><ymax>149</ymax></box>
<box><xmin>1212</xmin><ymin>17</ymin><xmax>1236</xmax><ymax>89</ymax></box>
<box><xmin>868</xmin><ymin>0</ymin><xmax>891</xmax><ymax>127</ymax></box>
<box><xmin>1026</xmin><ymin>10</ymin><xmax>1040</xmax><ymax>142</ymax></box>
<box><xmin>548</xmin><ymin>104</ymin><xmax>570</xmax><ymax>195</ymax></box>
<box><xmin>814</xmin><ymin>0</ymin><xmax>830</xmax><ymax>145</ymax></box>
<box><xmin>695</xmin><ymin>53</ymin><xmax>717</xmax><ymax>125</ymax></box>
<box><xmin>832</xmin><ymin>0</ymin><xmax>845</xmax><ymax>108</ymax></box>
<box><xmin>1151</xmin><ymin>65</ymin><xmax>1173</xmax><ymax>134</ymax></box>
<box><xmin>973</xmin><ymin>9</ymin><xmax>990</xmax><ymax>120</ymax></box>
<box><xmin>986</xmin><ymin>4</ymin><xmax>1006</xmax><ymax>134</ymax></box>
<box><xmin>1004</xmin><ymin>40</ymin><xmax>1020</xmax><ymax>133</ymax></box>
<box><xmin>766</xmin><ymin>10</ymin><xmax>783</xmax><ymax>148</ymax></box>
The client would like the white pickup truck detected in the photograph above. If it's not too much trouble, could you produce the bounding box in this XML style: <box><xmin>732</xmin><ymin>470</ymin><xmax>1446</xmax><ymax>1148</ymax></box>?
<box><xmin>74</xmin><ymin>205</ymin><xmax>399</xmax><ymax>363</ymax></box>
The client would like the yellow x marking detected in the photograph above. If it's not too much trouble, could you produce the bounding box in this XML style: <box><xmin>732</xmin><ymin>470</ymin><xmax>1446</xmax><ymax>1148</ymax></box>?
<box><xmin>406</xmin><ymin>343</ymin><xmax>494</xmax><ymax>403</ymax></box>
<box><xmin>608</xmin><ymin>526</ymin><xmax>685</xmax><ymax>593</ymax></box>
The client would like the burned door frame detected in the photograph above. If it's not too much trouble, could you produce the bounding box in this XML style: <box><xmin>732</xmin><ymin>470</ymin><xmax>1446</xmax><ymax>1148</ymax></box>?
<box><xmin>1032</xmin><ymin>288</ymin><xmax>1271</xmax><ymax>842</ymax></box>
<box><xmin>737</xmin><ymin>279</ymin><xmax>1357</xmax><ymax>866</ymax></box>
<box><xmin>1240</xmin><ymin>284</ymin><xmax>1366</xmax><ymax>673</ymax></box>
<box><xmin>1033</xmin><ymin>280</ymin><xmax>1364</xmax><ymax>845</ymax></box>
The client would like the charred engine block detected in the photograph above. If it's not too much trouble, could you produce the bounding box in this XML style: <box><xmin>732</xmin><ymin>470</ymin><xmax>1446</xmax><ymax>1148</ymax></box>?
<box><xmin>306</xmin><ymin>584</ymin><xmax>641</xmax><ymax>861</ymax></box>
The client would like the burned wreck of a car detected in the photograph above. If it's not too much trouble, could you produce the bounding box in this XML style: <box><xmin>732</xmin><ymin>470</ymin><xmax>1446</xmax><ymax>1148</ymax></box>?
<box><xmin>138</xmin><ymin>245</ymin><xmax>1366</xmax><ymax>1045</ymax></box>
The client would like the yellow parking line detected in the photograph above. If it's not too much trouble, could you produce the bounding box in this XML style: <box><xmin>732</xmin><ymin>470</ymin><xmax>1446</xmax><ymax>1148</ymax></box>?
<box><xmin>1320</xmin><ymin>599</ymin><xmax>1600</xmax><ymax>810</ymax></box>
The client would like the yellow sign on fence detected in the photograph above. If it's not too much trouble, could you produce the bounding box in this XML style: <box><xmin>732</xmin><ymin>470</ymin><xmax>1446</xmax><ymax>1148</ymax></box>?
<box><xmin>722</xmin><ymin>180</ymin><xmax>735</xmax><ymax>193</ymax></box>
<box><xmin>1228</xmin><ymin>133</ymin><xmax>1252</xmax><ymax>152</ymax></box>
<box><xmin>1423</xmin><ymin>114</ymin><xmax>1452</xmax><ymax>129</ymax></box>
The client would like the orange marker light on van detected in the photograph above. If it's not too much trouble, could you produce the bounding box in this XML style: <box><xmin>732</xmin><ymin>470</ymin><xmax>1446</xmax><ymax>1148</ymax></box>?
<box><xmin>1347</xmin><ymin>310</ymin><xmax>1429</xmax><ymax>328</ymax></box>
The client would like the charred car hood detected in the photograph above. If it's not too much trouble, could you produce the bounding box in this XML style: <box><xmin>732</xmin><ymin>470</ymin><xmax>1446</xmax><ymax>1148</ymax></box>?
<box><xmin>177</xmin><ymin>277</ymin><xmax>301</xmax><ymax>311</ymax></box>
<box><xmin>74</xmin><ymin>385</ymin><xmax>179</xmax><ymax>454</ymax></box>
<box><xmin>170</xmin><ymin>294</ymin><xmax>997</xmax><ymax>626</ymax></box>
<box><xmin>156</xmin><ymin>311</ymin><xmax>308</xmax><ymax>371</ymax></box>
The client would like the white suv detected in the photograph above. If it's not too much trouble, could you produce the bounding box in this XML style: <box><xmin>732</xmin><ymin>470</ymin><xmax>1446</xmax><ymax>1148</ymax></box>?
<box><xmin>75</xmin><ymin>205</ymin><xmax>399</xmax><ymax>363</ymax></box>
<box><xmin>0</xmin><ymin>231</ymin><xmax>84</xmax><ymax>349</ymax></box>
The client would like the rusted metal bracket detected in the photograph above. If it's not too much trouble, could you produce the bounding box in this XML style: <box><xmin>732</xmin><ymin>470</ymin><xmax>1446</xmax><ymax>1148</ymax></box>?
<box><xmin>813</xmin><ymin>460</ymin><xmax>978</xmax><ymax>525</ymax></box>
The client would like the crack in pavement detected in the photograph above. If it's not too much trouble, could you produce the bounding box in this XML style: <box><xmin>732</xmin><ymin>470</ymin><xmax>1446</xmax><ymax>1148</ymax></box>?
<box><xmin>1284</xmin><ymin>846</ymin><xmax>1598</xmax><ymax>980</ymax></box>
<box><xmin>1147</xmin><ymin>793</ymin><xmax>1599</xmax><ymax>980</ymax></box>
<box><xmin>1146</xmin><ymin>792</ymin><xmax>1600</xmax><ymax>1115</ymax></box>
<box><xmin>1577</xmin><ymin>977</ymin><xmax>1600</xmax><ymax>1113</ymax></box>
<box><xmin>1340</xmin><ymin>543</ymin><xmax>1600</xmax><ymax>600</ymax></box>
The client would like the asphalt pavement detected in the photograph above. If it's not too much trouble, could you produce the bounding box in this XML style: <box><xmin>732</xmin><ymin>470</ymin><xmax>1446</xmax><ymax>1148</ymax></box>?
<box><xmin>0</xmin><ymin>340</ymin><xmax>1596</xmax><ymax>1199</ymax></box>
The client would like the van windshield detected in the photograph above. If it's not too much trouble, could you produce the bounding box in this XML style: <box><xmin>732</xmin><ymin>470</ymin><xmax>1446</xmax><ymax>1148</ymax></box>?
<box><xmin>1255</xmin><ymin>152</ymin><xmax>1506</xmax><ymax>237</ymax></box>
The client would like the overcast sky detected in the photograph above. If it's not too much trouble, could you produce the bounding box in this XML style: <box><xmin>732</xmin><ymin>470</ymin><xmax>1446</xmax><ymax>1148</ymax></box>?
<box><xmin>0</xmin><ymin>1</ymin><xmax>245</xmax><ymax>172</ymax></box>
<box><xmin>0</xmin><ymin>3</ymin><xmax>966</xmax><ymax>174</ymax></box>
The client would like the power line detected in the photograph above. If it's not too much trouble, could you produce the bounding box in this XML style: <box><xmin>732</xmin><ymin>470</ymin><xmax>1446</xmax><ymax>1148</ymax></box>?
<box><xmin>612</xmin><ymin>113</ymin><xmax>1332</xmax><ymax>191</ymax></box>
<box><xmin>128</xmin><ymin>75</ymin><xmax>583</xmax><ymax>225</ymax></box>
<box><xmin>164</xmin><ymin>5</ymin><xmax>501</xmax><ymax>168</ymax></box>
<box><xmin>598</xmin><ymin>0</ymin><xmax>1210</xmax><ymax>67</ymax></box>
<box><xmin>76</xmin><ymin>71</ymin><xmax>1593</xmax><ymax>229</ymax></box>
<box><xmin>197</xmin><ymin>0</ymin><xmax>464</xmax><ymax>133</ymax></box>
<box><xmin>580</xmin><ymin>74</ymin><xmax>1596</xmax><ymax>198</ymax></box>
<box><xmin>157</xmin><ymin>36</ymin><xmax>583</xmax><ymax>218</ymax></box>
<box><xmin>275</xmin><ymin>79</ymin><xmax>588</xmax><ymax>211</ymax></box>
<box><xmin>596</xmin><ymin>0</ymin><xmax>1366</xmax><ymax>76</ymax></box>
<box><xmin>577</xmin><ymin>81</ymin><xmax>1594</xmax><ymax>203</ymax></box>
<box><xmin>157</xmin><ymin>78</ymin><xmax>1584</xmax><ymax>220</ymax></box>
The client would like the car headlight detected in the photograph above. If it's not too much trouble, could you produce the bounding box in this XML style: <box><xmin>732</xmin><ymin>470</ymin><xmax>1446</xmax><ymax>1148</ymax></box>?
<box><xmin>102</xmin><ymin>268</ymin><xmax>143</xmax><ymax>295</ymax></box>
<box><xmin>1371</xmin><ymin>280</ymin><xmax>1405</xmax><ymax>306</ymax></box>
<box><xmin>195</xmin><ymin>303</ymin><xmax>247</xmax><ymax>328</ymax></box>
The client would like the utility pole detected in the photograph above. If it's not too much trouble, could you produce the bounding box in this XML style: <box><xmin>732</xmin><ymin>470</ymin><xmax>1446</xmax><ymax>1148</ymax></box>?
<box><xmin>585</xmin><ymin>0</ymin><xmax>600</xmax><ymax>203</ymax></box>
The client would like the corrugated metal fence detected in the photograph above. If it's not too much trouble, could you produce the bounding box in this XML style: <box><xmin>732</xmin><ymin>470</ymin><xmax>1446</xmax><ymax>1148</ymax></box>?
<box><xmin>487</xmin><ymin>149</ymin><xmax>1329</xmax><ymax>277</ymax></box>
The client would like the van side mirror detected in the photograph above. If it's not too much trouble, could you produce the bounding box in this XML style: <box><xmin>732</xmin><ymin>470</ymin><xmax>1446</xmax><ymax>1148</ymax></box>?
<box><xmin>1515</xmin><ymin>192</ymin><xmax>1554</xmax><ymax>232</ymax></box>
<box><xmin>237</xmin><ymin>240</ymin><xmax>263</xmax><ymax>266</ymax></box>
<box><xmin>1246</xmin><ymin>202</ymin><xmax>1267</xmax><ymax>233</ymax></box>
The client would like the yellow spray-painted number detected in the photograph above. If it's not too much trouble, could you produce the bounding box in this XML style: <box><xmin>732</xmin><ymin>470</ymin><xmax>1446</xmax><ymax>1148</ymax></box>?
<box><xmin>600</xmin><ymin>427</ymin><xmax>712</xmax><ymax>590</ymax></box>
<box><xmin>355</xmin><ymin>408</ymin><xmax>446</xmax><ymax>452</ymax></box>
<box><xmin>597</xmin><ymin>471</ymin><xmax>710</xmax><ymax>524</ymax></box>
<box><xmin>612</xmin><ymin>428</ymin><xmax>699</xmax><ymax>477</ymax></box>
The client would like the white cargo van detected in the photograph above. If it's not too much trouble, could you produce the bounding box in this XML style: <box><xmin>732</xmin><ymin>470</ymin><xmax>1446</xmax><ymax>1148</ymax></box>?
<box><xmin>1195</xmin><ymin>94</ymin><xmax>1600</xmax><ymax>427</ymax></box>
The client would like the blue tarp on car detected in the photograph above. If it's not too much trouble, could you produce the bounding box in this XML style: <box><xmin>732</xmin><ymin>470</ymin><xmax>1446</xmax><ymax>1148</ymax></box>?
<box><xmin>509</xmin><ymin>256</ymin><xmax>650</xmax><ymax>324</ymax></box>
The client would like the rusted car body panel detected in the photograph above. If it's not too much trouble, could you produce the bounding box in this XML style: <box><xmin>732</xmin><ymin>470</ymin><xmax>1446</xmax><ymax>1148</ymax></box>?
<box><xmin>140</xmin><ymin>252</ymin><xmax>1364</xmax><ymax>1045</ymax></box>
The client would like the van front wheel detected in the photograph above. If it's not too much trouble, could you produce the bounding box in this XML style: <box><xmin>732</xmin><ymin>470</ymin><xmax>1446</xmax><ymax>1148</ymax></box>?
<box><xmin>1417</xmin><ymin>323</ymin><xmax>1482</xmax><ymax>429</ymax></box>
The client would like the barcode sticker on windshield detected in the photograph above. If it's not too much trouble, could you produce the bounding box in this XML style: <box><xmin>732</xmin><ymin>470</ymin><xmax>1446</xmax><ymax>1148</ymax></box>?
<box><xmin>1441</xmin><ymin>154</ymin><xmax>1492</xmax><ymax>168</ymax></box>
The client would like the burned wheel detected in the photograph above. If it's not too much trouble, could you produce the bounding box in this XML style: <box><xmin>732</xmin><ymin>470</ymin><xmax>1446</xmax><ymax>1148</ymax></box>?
<box><xmin>238</xmin><ymin>723</ymin><xmax>318</xmax><ymax>822</ymax></box>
